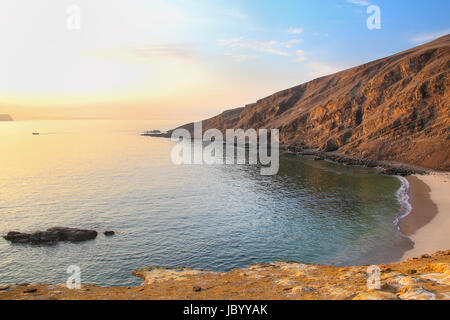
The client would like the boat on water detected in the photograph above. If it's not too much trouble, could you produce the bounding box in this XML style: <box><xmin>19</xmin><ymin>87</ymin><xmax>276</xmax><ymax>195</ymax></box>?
<box><xmin>32</xmin><ymin>132</ymin><xmax>40</xmax><ymax>136</ymax></box>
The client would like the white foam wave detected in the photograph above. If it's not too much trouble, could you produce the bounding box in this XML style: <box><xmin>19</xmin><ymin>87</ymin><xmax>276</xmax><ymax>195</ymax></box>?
<box><xmin>394</xmin><ymin>176</ymin><xmax>412</xmax><ymax>231</ymax></box>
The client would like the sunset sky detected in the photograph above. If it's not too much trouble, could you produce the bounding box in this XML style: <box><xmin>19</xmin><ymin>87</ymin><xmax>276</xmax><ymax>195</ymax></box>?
<box><xmin>0</xmin><ymin>0</ymin><xmax>449</xmax><ymax>122</ymax></box>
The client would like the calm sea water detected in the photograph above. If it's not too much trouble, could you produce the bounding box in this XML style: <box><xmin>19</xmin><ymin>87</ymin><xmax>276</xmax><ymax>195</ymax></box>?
<box><xmin>0</xmin><ymin>120</ymin><xmax>413</xmax><ymax>286</ymax></box>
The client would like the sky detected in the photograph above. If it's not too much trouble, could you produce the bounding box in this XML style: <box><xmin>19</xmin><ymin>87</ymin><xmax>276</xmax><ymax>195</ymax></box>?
<box><xmin>0</xmin><ymin>0</ymin><xmax>449</xmax><ymax>122</ymax></box>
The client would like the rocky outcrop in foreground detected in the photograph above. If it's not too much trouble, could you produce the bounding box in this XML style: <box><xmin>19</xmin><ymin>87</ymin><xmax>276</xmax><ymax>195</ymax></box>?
<box><xmin>3</xmin><ymin>227</ymin><xmax>98</xmax><ymax>244</ymax></box>
<box><xmin>1</xmin><ymin>250</ymin><xmax>448</xmax><ymax>300</ymax></box>
<box><xmin>168</xmin><ymin>35</ymin><xmax>450</xmax><ymax>171</ymax></box>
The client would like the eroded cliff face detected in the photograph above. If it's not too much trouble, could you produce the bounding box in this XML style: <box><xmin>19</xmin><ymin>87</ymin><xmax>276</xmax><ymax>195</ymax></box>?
<box><xmin>173</xmin><ymin>35</ymin><xmax>450</xmax><ymax>171</ymax></box>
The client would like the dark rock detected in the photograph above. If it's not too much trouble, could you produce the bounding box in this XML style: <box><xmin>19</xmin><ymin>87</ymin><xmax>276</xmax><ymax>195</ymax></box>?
<box><xmin>23</xmin><ymin>288</ymin><xmax>37</xmax><ymax>293</ymax></box>
<box><xmin>323</xmin><ymin>139</ymin><xmax>339</xmax><ymax>152</ymax></box>
<box><xmin>4</xmin><ymin>231</ymin><xmax>30</xmax><ymax>243</ymax></box>
<box><xmin>365</xmin><ymin>160</ymin><xmax>378</xmax><ymax>168</ymax></box>
<box><xmin>380</xmin><ymin>168</ymin><xmax>413</xmax><ymax>176</ymax></box>
<box><xmin>298</xmin><ymin>149</ymin><xmax>318</xmax><ymax>156</ymax></box>
<box><xmin>141</xmin><ymin>130</ymin><xmax>170</xmax><ymax>137</ymax></box>
<box><xmin>293</xmin><ymin>150</ymin><xmax>429</xmax><ymax>175</ymax></box>
<box><xmin>104</xmin><ymin>231</ymin><xmax>115</xmax><ymax>236</ymax></box>
<box><xmin>379</xmin><ymin>165</ymin><xmax>427</xmax><ymax>176</ymax></box>
<box><xmin>3</xmin><ymin>227</ymin><xmax>97</xmax><ymax>244</ymax></box>
<box><xmin>46</xmin><ymin>227</ymin><xmax>97</xmax><ymax>242</ymax></box>
<box><xmin>193</xmin><ymin>286</ymin><xmax>202</xmax><ymax>292</ymax></box>
<box><xmin>30</xmin><ymin>231</ymin><xmax>60</xmax><ymax>244</ymax></box>
<box><xmin>286</xmin><ymin>151</ymin><xmax>297</xmax><ymax>156</ymax></box>
<box><xmin>408</xmin><ymin>269</ymin><xmax>417</xmax><ymax>274</ymax></box>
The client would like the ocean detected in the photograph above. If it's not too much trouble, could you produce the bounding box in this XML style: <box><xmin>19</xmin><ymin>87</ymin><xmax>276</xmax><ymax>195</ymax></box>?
<box><xmin>0</xmin><ymin>120</ymin><xmax>413</xmax><ymax>286</ymax></box>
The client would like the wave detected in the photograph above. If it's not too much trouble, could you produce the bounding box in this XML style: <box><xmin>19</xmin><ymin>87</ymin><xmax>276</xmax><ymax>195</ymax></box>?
<box><xmin>394</xmin><ymin>176</ymin><xmax>412</xmax><ymax>230</ymax></box>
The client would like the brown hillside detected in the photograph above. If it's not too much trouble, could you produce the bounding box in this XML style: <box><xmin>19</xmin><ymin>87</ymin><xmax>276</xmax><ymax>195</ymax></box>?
<box><xmin>172</xmin><ymin>35</ymin><xmax>450</xmax><ymax>171</ymax></box>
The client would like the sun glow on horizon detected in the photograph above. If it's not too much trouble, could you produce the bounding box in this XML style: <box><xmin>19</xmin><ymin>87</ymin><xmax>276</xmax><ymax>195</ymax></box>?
<box><xmin>1</xmin><ymin>0</ymin><xmax>449</xmax><ymax>120</ymax></box>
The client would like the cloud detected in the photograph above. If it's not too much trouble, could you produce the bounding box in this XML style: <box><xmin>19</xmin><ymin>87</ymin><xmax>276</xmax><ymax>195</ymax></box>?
<box><xmin>224</xmin><ymin>53</ymin><xmax>257</xmax><ymax>62</ymax></box>
<box><xmin>226</xmin><ymin>8</ymin><xmax>248</xmax><ymax>19</ymax></box>
<box><xmin>346</xmin><ymin>0</ymin><xmax>370</xmax><ymax>6</ymax></box>
<box><xmin>86</xmin><ymin>43</ymin><xmax>198</xmax><ymax>63</ymax></box>
<box><xmin>410</xmin><ymin>29</ymin><xmax>450</xmax><ymax>44</ymax></box>
<box><xmin>286</xmin><ymin>27</ymin><xmax>304</xmax><ymax>35</ymax></box>
<box><xmin>218</xmin><ymin>38</ymin><xmax>292</xmax><ymax>56</ymax></box>
<box><xmin>217</xmin><ymin>38</ymin><xmax>244</xmax><ymax>46</ymax></box>
<box><xmin>283</xmin><ymin>39</ymin><xmax>303</xmax><ymax>48</ymax></box>
<box><xmin>294</xmin><ymin>50</ymin><xmax>307</xmax><ymax>62</ymax></box>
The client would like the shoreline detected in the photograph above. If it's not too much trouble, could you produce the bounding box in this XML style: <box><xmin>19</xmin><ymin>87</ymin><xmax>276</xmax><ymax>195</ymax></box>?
<box><xmin>142</xmin><ymin>133</ymin><xmax>432</xmax><ymax>176</ymax></box>
<box><xmin>287</xmin><ymin>149</ymin><xmax>431</xmax><ymax>176</ymax></box>
<box><xmin>399</xmin><ymin>173</ymin><xmax>450</xmax><ymax>260</ymax></box>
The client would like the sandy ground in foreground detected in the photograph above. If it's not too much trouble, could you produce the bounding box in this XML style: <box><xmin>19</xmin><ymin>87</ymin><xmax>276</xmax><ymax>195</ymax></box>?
<box><xmin>401</xmin><ymin>173</ymin><xmax>450</xmax><ymax>260</ymax></box>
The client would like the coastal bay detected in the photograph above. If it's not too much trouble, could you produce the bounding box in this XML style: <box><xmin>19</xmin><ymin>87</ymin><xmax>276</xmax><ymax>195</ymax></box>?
<box><xmin>0</xmin><ymin>120</ymin><xmax>413</xmax><ymax>286</ymax></box>
<box><xmin>0</xmin><ymin>120</ymin><xmax>447</xmax><ymax>300</ymax></box>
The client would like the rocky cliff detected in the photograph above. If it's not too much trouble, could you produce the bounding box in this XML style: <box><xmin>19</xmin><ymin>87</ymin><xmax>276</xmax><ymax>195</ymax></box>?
<box><xmin>172</xmin><ymin>35</ymin><xmax>450</xmax><ymax>171</ymax></box>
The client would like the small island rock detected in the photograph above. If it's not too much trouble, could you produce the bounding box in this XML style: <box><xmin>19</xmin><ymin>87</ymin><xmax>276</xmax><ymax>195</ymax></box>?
<box><xmin>3</xmin><ymin>227</ymin><xmax>97</xmax><ymax>244</ymax></box>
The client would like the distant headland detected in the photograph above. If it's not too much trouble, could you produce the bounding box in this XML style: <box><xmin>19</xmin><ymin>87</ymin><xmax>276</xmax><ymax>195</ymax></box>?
<box><xmin>0</xmin><ymin>114</ymin><xmax>13</xmax><ymax>121</ymax></box>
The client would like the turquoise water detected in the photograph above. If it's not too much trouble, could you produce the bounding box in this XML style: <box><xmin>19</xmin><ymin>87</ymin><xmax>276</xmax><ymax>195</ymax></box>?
<box><xmin>0</xmin><ymin>121</ymin><xmax>412</xmax><ymax>286</ymax></box>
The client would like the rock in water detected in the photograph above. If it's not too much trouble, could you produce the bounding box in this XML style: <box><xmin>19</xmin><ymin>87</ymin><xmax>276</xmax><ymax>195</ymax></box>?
<box><xmin>3</xmin><ymin>227</ymin><xmax>97</xmax><ymax>244</ymax></box>
<box><xmin>104</xmin><ymin>231</ymin><xmax>115</xmax><ymax>236</ymax></box>
<box><xmin>29</xmin><ymin>231</ymin><xmax>60</xmax><ymax>244</ymax></box>
<box><xmin>46</xmin><ymin>227</ymin><xmax>97</xmax><ymax>242</ymax></box>
<box><xmin>3</xmin><ymin>232</ymin><xmax>31</xmax><ymax>243</ymax></box>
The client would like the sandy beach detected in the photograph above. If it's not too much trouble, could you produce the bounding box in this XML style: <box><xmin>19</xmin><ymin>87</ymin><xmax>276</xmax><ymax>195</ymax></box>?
<box><xmin>400</xmin><ymin>173</ymin><xmax>450</xmax><ymax>260</ymax></box>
